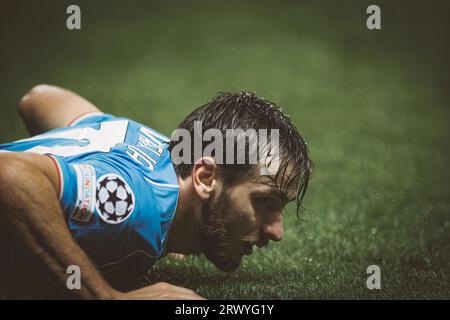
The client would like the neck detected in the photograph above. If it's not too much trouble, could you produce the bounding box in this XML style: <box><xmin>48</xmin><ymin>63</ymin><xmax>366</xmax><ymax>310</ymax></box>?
<box><xmin>165</xmin><ymin>176</ymin><xmax>201</xmax><ymax>254</ymax></box>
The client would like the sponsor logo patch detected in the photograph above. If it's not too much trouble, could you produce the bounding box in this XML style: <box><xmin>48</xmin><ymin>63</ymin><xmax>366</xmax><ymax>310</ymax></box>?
<box><xmin>95</xmin><ymin>174</ymin><xmax>135</xmax><ymax>224</ymax></box>
<box><xmin>71</xmin><ymin>164</ymin><xmax>96</xmax><ymax>223</ymax></box>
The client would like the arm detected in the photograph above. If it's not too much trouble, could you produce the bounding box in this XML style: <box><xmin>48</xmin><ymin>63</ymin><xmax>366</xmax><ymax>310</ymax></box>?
<box><xmin>0</xmin><ymin>154</ymin><xmax>204</xmax><ymax>299</ymax></box>
<box><xmin>0</xmin><ymin>152</ymin><xmax>114</xmax><ymax>299</ymax></box>
<box><xmin>17</xmin><ymin>84</ymin><xmax>101</xmax><ymax>136</ymax></box>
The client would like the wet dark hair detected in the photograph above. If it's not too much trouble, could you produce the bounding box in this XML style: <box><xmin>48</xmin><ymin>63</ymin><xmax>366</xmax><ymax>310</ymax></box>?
<box><xmin>168</xmin><ymin>92</ymin><xmax>313</xmax><ymax>216</ymax></box>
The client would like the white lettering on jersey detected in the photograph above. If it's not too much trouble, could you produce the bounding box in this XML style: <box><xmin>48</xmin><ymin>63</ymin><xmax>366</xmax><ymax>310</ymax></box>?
<box><xmin>125</xmin><ymin>126</ymin><xmax>166</xmax><ymax>170</ymax></box>
<box><xmin>126</xmin><ymin>145</ymin><xmax>156</xmax><ymax>171</ymax></box>
<box><xmin>18</xmin><ymin>120</ymin><xmax>129</xmax><ymax>157</ymax></box>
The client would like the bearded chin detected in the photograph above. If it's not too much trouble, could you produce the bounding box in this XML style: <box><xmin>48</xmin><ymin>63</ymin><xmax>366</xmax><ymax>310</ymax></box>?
<box><xmin>199</xmin><ymin>193</ymin><xmax>242</xmax><ymax>272</ymax></box>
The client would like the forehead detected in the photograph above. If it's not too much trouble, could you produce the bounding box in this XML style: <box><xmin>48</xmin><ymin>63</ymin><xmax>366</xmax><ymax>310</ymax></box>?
<box><xmin>226</xmin><ymin>157</ymin><xmax>299</xmax><ymax>202</ymax></box>
<box><xmin>249</xmin><ymin>175</ymin><xmax>298</xmax><ymax>201</ymax></box>
<box><xmin>225</xmin><ymin>164</ymin><xmax>296</xmax><ymax>204</ymax></box>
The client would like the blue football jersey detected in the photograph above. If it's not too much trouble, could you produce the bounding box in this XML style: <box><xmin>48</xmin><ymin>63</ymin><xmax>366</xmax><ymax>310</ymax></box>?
<box><xmin>0</xmin><ymin>112</ymin><xmax>179</xmax><ymax>274</ymax></box>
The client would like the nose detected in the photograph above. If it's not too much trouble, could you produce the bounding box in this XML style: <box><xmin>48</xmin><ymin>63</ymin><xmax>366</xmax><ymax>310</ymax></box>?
<box><xmin>262</xmin><ymin>212</ymin><xmax>284</xmax><ymax>242</ymax></box>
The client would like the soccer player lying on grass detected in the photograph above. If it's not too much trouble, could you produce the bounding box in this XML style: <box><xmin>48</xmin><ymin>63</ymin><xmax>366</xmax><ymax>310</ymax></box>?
<box><xmin>0</xmin><ymin>85</ymin><xmax>311</xmax><ymax>299</ymax></box>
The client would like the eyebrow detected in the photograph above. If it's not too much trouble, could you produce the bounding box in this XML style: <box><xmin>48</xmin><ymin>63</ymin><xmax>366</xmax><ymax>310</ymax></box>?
<box><xmin>256</xmin><ymin>187</ymin><xmax>296</xmax><ymax>204</ymax></box>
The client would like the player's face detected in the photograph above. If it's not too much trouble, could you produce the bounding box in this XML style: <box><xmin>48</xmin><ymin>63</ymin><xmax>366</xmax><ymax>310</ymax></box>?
<box><xmin>199</xmin><ymin>175</ymin><xmax>297</xmax><ymax>272</ymax></box>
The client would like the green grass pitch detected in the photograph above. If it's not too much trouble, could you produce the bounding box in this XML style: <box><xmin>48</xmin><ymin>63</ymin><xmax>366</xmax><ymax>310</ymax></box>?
<box><xmin>0</xmin><ymin>0</ymin><xmax>449</xmax><ymax>299</ymax></box>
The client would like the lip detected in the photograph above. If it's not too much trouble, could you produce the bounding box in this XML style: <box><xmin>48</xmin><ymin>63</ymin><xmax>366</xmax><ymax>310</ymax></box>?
<box><xmin>256</xmin><ymin>240</ymin><xmax>269</xmax><ymax>248</ymax></box>
<box><xmin>243</xmin><ymin>244</ymin><xmax>253</xmax><ymax>256</ymax></box>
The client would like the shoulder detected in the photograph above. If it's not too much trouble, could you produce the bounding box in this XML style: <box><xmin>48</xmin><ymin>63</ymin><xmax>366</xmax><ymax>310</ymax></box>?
<box><xmin>67</xmin><ymin>112</ymin><xmax>118</xmax><ymax>127</ymax></box>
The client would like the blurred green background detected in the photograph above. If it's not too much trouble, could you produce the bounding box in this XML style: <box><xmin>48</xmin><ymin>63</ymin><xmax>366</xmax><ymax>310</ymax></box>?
<box><xmin>1</xmin><ymin>0</ymin><xmax>449</xmax><ymax>299</ymax></box>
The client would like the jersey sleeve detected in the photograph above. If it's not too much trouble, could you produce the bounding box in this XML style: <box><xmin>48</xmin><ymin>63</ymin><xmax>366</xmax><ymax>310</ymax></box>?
<box><xmin>68</xmin><ymin>112</ymin><xmax>117</xmax><ymax>127</ymax></box>
<box><xmin>48</xmin><ymin>153</ymin><xmax>163</xmax><ymax>270</ymax></box>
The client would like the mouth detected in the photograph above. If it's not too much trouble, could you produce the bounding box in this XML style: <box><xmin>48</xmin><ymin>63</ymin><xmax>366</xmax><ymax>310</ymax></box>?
<box><xmin>256</xmin><ymin>239</ymin><xmax>269</xmax><ymax>248</ymax></box>
<box><xmin>242</xmin><ymin>238</ymin><xmax>269</xmax><ymax>255</ymax></box>
<box><xmin>242</xmin><ymin>243</ymin><xmax>253</xmax><ymax>256</ymax></box>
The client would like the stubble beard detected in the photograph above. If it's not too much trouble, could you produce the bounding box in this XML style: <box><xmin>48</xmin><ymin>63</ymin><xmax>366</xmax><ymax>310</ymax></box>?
<box><xmin>198</xmin><ymin>190</ymin><xmax>242</xmax><ymax>272</ymax></box>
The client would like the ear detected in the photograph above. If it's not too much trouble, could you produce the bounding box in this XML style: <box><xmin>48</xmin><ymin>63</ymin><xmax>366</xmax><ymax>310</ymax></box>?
<box><xmin>192</xmin><ymin>156</ymin><xmax>218</xmax><ymax>200</ymax></box>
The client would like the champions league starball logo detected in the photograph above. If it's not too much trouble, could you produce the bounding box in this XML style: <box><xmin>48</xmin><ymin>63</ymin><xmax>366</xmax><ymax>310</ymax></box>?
<box><xmin>95</xmin><ymin>174</ymin><xmax>135</xmax><ymax>224</ymax></box>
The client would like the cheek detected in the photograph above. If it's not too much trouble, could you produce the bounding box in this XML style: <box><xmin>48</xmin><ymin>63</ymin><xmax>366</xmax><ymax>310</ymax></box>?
<box><xmin>229</xmin><ymin>205</ymin><xmax>258</xmax><ymax>237</ymax></box>
<box><xmin>228</xmin><ymin>188</ymin><xmax>259</xmax><ymax>234</ymax></box>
